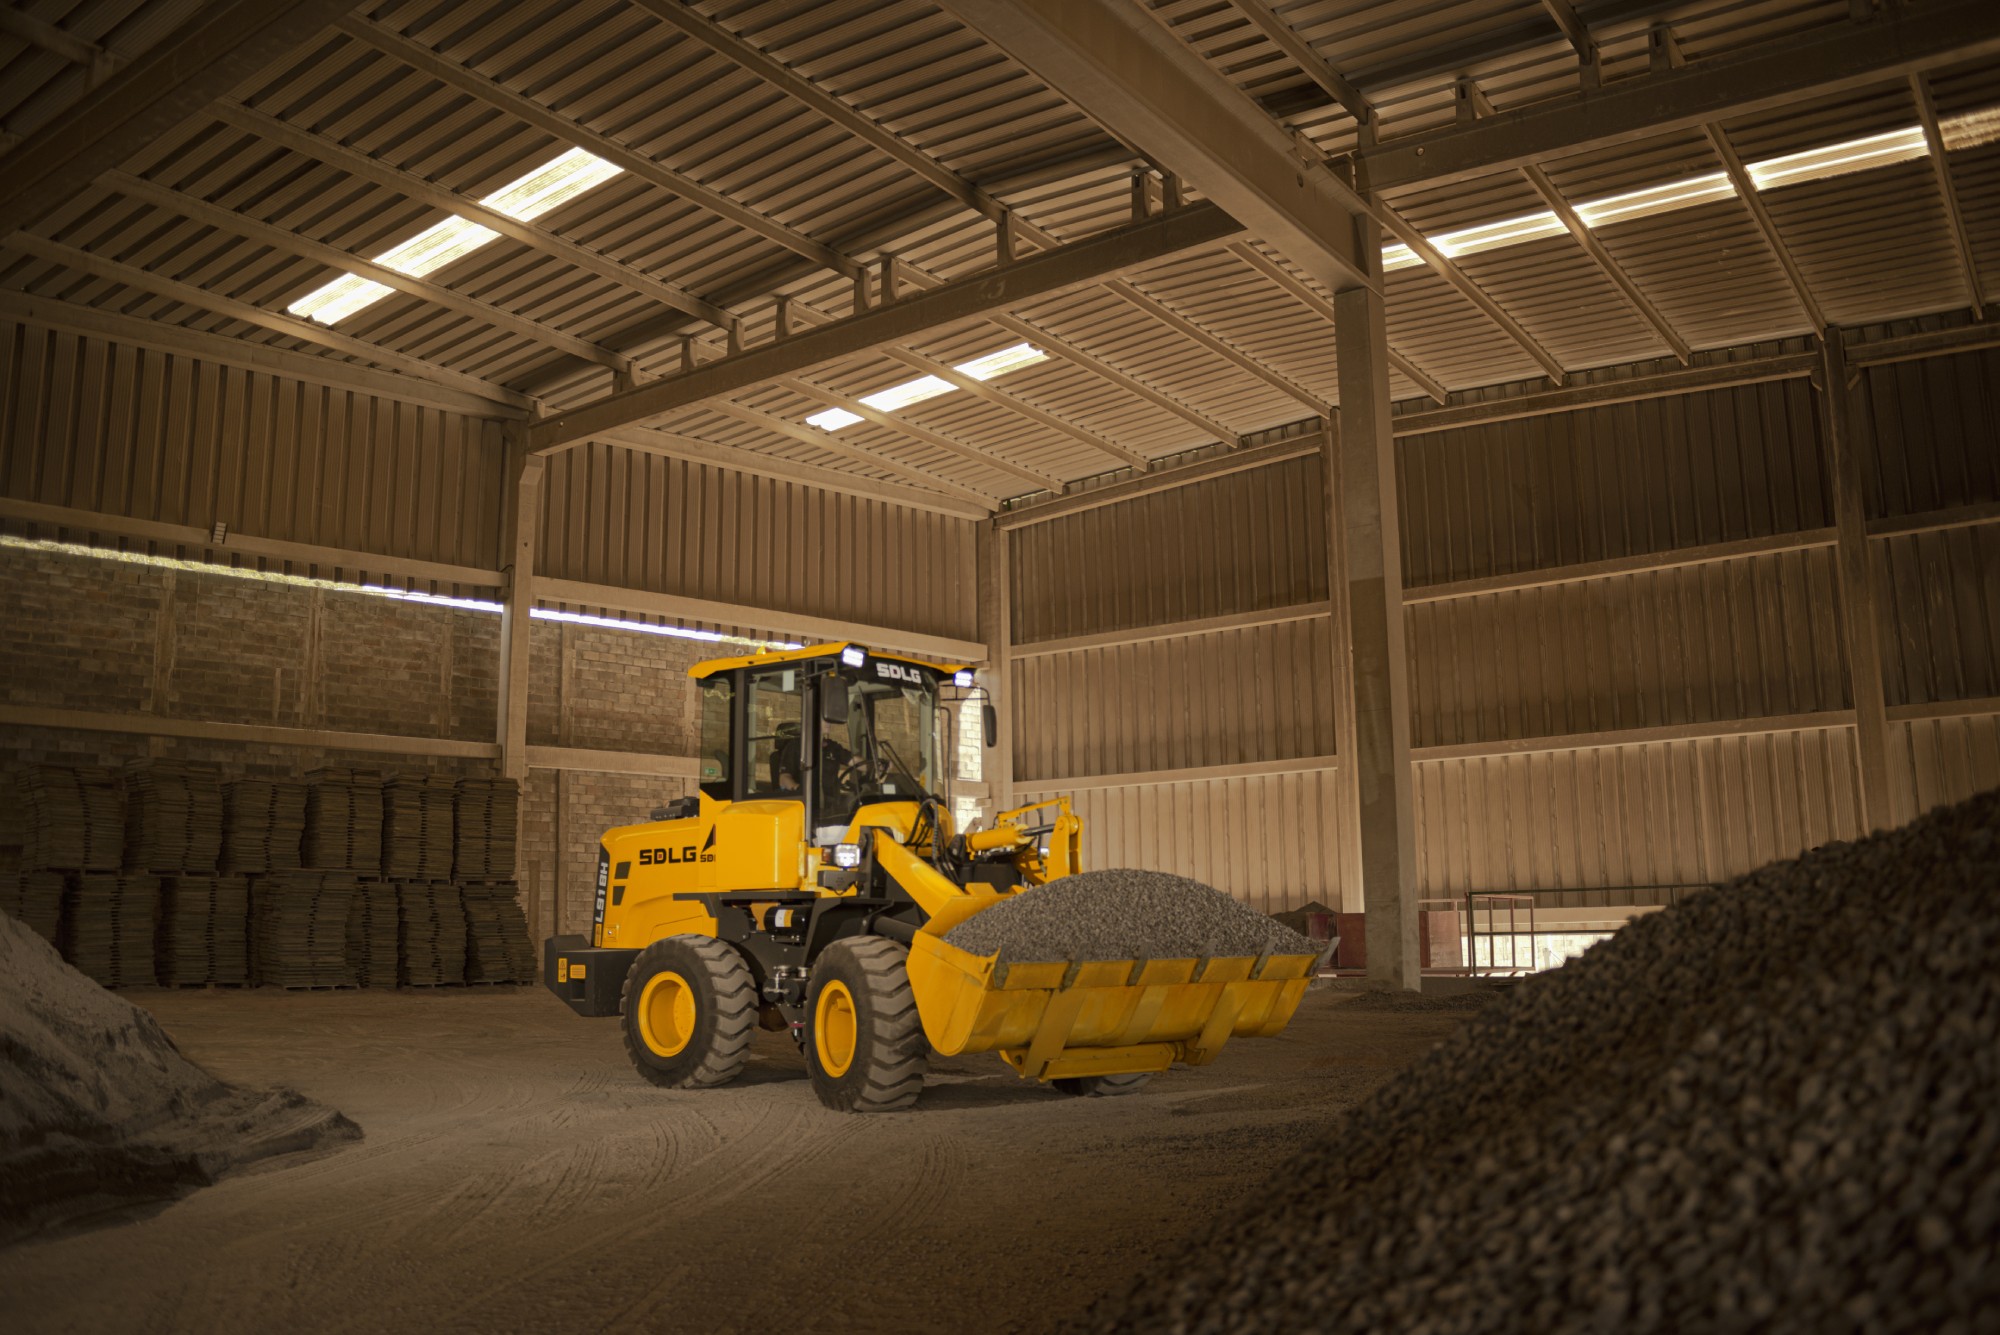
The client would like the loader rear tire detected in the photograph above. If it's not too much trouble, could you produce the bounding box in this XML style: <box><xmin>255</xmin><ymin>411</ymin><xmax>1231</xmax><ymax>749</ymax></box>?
<box><xmin>804</xmin><ymin>936</ymin><xmax>927</xmax><ymax>1113</ymax></box>
<box><xmin>1052</xmin><ymin>1072</ymin><xmax>1154</xmax><ymax>1097</ymax></box>
<box><xmin>620</xmin><ymin>935</ymin><xmax>756</xmax><ymax>1089</ymax></box>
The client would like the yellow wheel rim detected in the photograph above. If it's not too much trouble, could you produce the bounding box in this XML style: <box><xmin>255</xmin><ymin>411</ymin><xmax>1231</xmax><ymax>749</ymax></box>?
<box><xmin>638</xmin><ymin>970</ymin><xmax>697</xmax><ymax>1058</ymax></box>
<box><xmin>814</xmin><ymin>979</ymin><xmax>858</xmax><ymax>1078</ymax></box>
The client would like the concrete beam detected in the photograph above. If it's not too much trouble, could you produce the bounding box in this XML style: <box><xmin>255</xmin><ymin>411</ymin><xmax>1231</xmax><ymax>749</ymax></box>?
<box><xmin>943</xmin><ymin>0</ymin><xmax>1375</xmax><ymax>295</ymax></box>
<box><xmin>0</xmin><ymin>0</ymin><xmax>356</xmax><ymax>235</ymax></box>
<box><xmin>527</xmin><ymin>202</ymin><xmax>1242</xmax><ymax>453</ymax></box>
<box><xmin>1356</xmin><ymin>0</ymin><xmax>2000</xmax><ymax>192</ymax></box>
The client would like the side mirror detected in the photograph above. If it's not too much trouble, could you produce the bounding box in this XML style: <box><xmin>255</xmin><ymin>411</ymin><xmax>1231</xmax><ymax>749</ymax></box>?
<box><xmin>821</xmin><ymin>680</ymin><xmax>850</xmax><ymax>726</ymax></box>
<box><xmin>982</xmin><ymin>703</ymin><xmax>998</xmax><ymax>748</ymax></box>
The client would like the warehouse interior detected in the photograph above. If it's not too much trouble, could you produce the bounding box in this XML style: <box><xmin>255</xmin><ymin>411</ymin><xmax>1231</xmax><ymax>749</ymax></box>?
<box><xmin>1</xmin><ymin>1</ymin><xmax>1996</xmax><ymax>1331</ymax></box>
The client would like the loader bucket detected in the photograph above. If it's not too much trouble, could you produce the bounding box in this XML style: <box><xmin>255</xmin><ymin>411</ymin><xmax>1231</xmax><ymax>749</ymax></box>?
<box><xmin>903</xmin><ymin>927</ymin><xmax>1319</xmax><ymax>1083</ymax></box>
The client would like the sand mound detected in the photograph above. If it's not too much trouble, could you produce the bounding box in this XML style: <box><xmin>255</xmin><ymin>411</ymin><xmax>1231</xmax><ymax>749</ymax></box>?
<box><xmin>0</xmin><ymin>912</ymin><xmax>359</xmax><ymax>1244</ymax></box>
<box><xmin>1093</xmin><ymin>788</ymin><xmax>2000</xmax><ymax>1334</ymax></box>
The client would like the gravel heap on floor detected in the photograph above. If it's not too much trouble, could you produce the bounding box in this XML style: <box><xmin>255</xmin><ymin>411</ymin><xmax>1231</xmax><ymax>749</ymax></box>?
<box><xmin>943</xmin><ymin>870</ymin><xmax>1316</xmax><ymax>963</ymax></box>
<box><xmin>1091</xmin><ymin>789</ymin><xmax>2000</xmax><ymax>1335</ymax></box>
<box><xmin>0</xmin><ymin>911</ymin><xmax>358</xmax><ymax>1245</ymax></box>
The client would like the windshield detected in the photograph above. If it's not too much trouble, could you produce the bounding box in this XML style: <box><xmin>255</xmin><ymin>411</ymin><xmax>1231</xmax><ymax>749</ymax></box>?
<box><xmin>819</xmin><ymin>670</ymin><xmax>937</xmax><ymax>827</ymax></box>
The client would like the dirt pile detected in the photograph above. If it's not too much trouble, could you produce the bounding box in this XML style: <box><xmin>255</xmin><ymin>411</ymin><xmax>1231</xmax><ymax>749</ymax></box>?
<box><xmin>0</xmin><ymin>911</ymin><xmax>358</xmax><ymax>1244</ymax></box>
<box><xmin>944</xmin><ymin>870</ymin><xmax>1316</xmax><ymax>963</ymax></box>
<box><xmin>1093</xmin><ymin>788</ymin><xmax>2000</xmax><ymax>1334</ymax></box>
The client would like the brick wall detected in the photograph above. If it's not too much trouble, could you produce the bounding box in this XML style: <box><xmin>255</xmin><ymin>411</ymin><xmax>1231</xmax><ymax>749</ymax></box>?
<box><xmin>0</xmin><ymin>543</ymin><xmax>719</xmax><ymax>946</ymax></box>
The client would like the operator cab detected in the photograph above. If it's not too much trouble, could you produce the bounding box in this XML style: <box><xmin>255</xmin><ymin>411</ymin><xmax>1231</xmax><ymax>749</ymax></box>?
<box><xmin>693</xmin><ymin>643</ymin><xmax>974</xmax><ymax>845</ymax></box>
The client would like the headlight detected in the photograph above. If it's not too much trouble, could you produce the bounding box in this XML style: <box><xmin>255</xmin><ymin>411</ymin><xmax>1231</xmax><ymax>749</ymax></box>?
<box><xmin>840</xmin><ymin>644</ymin><xmax>867</xmax><ymax>668</ymax></box>
<box><xmin>953</xmin><ymin>669</ymin><xmax>974</xmax><ymax>688</ymax></box>
<box><xmin>831</xmin><ymin>842</ymin><xmax>862</xmax><ymax>869</ymax></box>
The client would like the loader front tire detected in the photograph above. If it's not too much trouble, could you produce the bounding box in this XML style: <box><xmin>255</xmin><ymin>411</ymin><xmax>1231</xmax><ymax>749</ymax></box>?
<box><xmin>1052</xmin><ymin>1072</ymin><xmax>1154</xmax><ymax>1097</ymax></box>
<box><xmin>620</xmin><ymin>935</ymin><xmax>756</xmax><ymax>1089</ymax></box>
<box><xmin>805</xmin><ymin>936</ymin><xmax>927</xmax><ymax>1113</ymax></box>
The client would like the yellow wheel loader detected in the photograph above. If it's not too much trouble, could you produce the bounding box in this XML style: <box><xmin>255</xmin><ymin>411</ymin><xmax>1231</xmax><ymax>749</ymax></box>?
<box><xmin>544</xmin><ymin>643</ymin><xmax>1320</xmax><ymax>1112</ymax></box>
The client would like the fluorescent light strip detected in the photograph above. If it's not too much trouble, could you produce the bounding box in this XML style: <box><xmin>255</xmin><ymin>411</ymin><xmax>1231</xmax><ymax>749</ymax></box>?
<box><xmin>809</xmin><ymin>343</ymin><xmax>1049</xmax><ymax>432</ymax></box>
<box><xmin>288</xmin><ymin>147</ymin><xmax>622</xmax><ymax>325</ymax></box>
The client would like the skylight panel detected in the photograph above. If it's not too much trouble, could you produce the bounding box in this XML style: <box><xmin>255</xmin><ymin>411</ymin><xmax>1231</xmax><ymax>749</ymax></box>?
<box><xmin>957</xmin><ymin>342</ymin><xmax>1048</xmax><ymax>380</ymax></box>
<box><xmin>1574</xmin><ymin>172</ymin><xmax>1735</xmax><ymax>228</ymax></box>
<box><xmin>807</xmin><ymin>407</ymin><xmax>865</xmax><ymax>431</ymax></box>
<box><xmin>284</xmin><ymin>147</ymin><xmax>621</xmax><ymax>326</ymax></box>
<box><xmin>1939</xmin><ymin>105</ymin><xmax>2000</xmax><ymax>152</ymax></box>
<box><xmin>1747</xmin><ymin>127</ymin><xmax>1927</xmax><ymax>191</ymax></box>
<box><xmin>807</xmin><ymin>345</ymin><xmax>1049</xmax><ymax>431</ymax></box>
<box><xmin>1429</xmin><ymin>211</ymin><xmax>1567</xmax><ymax>260</ymax></box>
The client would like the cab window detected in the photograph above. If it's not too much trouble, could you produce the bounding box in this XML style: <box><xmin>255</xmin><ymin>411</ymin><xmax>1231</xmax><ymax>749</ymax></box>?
<box><xmin>697</xmin><ymin>675</ymin><xmax>734</xmax><ymax>801</ymax></box>
<box><xmin>744</xmin><ymin>667</ymin><xmax>805</xmax><ymax>799</ymax></box>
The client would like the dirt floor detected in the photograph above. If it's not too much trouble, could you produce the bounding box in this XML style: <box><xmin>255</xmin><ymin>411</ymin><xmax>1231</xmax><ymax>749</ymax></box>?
<box><xmin>2</xmin><ymin>984</ymin><xmax>1471</xmax><ymax>1335</ymax></box>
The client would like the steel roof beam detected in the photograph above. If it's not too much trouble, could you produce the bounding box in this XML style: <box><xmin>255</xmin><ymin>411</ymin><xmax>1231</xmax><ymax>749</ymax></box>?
<box><xmin>100</xmin><ymin>170</ymin><xmax>631</xmax><ymax>373</ymax></box>
<box><xmin>697</xmin><ymin>401</ymin><xmax>995</xmax><ymax>509</ymax></box>
<box><xmin>1228</xmin><ymin>0</ymin><xmax>1374</xmax><ymax>131</ymax></box>
<box><xmin>0</xmin><ymin>290</ymin><xmax>527</xmax><ymax>418</ymax></box>
<box><xmin>783</xmin><ymin>299</ymin><xmax>1149</xmax><ymax>470</ymax></box>
<box><xmin>771</xmin><ymin>375</ymin><xmax>1063</xmax><ymax>491</ymax></box>
<box><xmin>1226</xmin><ymin>241</ymin><xmax>1448</xmax><ymax>403</ymax></box>
<box><xmin>1355</xmin><ymin>0</ymin><xmax>2000</xmax><ymax>193</ymax></box>
<box><xmin>3</xmin><ymin>233</ymin><xmax>539</xmax><ymax>412</ymax></box>
<box><xmin>1910</xmin><ymin>72</ymin><xmax>1987</xmax><ymax>315</ymax></box>
<box><xmin>527</xmin><ymin>201</ymin><xmax>1241</xmax><ymax>453</ymax></box>
<box><xmin>0</xmin><ymin>9</ymin><xmax>125</xmax><ymax>83</ymax></box>
<box><xmin>0</xmin><ymin>0</ymin><xmax>357</xmax><ymax>236</ymax></box>
<box><xmin>592</xmin><ymin>424</ymin><xmax>991</xmax><ymax>520</ymax></box>
<box><xmin>337</xmin><ymin>15</ymin><xmax>862</xmax><ymax>283</ymax></box>
<box><xmin>945</xmin><ymin>0</ymin><xmax>1374</xmax><ymax>296</ymax></box>
<box><xmin>1102</xmin><ymin>276</ymin><xmax>1326</xmax><ymax>412</ymax></box>
<box><xmin>213</xmin><ymin>101</ymin><xmax>737</xmax><ymax>333</ymax></box>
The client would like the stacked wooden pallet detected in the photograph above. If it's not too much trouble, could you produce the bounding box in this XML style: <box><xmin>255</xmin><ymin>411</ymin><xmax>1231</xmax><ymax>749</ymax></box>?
<box><xmin>17</xmin><ymin>765</ymin><xmax>124</xmax><ymax>871</ymax></box>
<box><xmin>396</xmin><ymin>882</ymin><xmax>468</xmax><ymax>986</ymax></box>
<box><xmin>345</xmin><ymin>881</ymin><xmax>401</xmax><ymax>987</ymax></box>
<box><xmin>461</xmin><ymin>882</ymin><xmax>536</xmax><ymax>984</ymax></box>
<box><xmin>382</xmin><ymin>776</ymin><xmax>455</xmax><ymax>880</ymax></box>
<box><xmin>453</xmin><ymin>778</ymin><xmax>519</xmax><ymax>879</ymax></box>
<box><xmin>124</xmin><ymin>760</ymin><xmax>224</xmax><ymax>872</ymax></box>
<box><xmin>221</xmin><ymin>780</ymin><xmax>307</xmax><ymax>874</ymax></box>
<box><xmin>251</xmin><ymin>872</ymin><xmax>359</xmax><ymax>988</ymax></box>
<box><xmin>4</xmin><ymin>870</ymin><xmax>67</xmax><ymax>942</ymax></box>
<box><xmin>302</xmin><ymin>769</ymin><xmax>384</xmax><ymax>871</ymax></box>
<box><xmin>59</xmin><ymin>873</ymin><xmax>158</xmax><ymax>987</ymax></box>
<box><xmin>156</xmin><ymin>874</ymin><xmax>252</xmax><ymax>986</ymax></box>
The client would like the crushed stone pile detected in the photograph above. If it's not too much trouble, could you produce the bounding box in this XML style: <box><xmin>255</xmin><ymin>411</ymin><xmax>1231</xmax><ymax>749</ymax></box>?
<box><xmin>16</xmin><ymin>766</ymin><xmax>124</xmax><ymax>871</ymax></box>
<box><xmin>1092</xmin><ymin>788</ymin><xmax>2000</xmax><ymax>1335</ymax></box>
<box><xmin>943</xmin><ymin>870</ymin><xmax>1316</xmax><ymax>963</ymax></box>
<box><xmin>0</xmin><ymin>911</ymin><xmax>358</xmax><ymax>1244</ymax></box>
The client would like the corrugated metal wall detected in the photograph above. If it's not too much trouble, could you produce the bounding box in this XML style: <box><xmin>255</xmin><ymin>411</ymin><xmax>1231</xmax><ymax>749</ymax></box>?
<box><xmin>1010</xmin><ymin>345</ymin><xmax>1997</xmax><ymax>915</ymax></box>
<box><xmin>1014</xmin><ymin>767</ymin><xmax>1343</xmax><ymax>915</ymax></box>
<box><xmin>538</xmin><ymin>440</ymin><xmax>979</xmax><ymax>642</ymax></box>
<box><xmin>1</xmin><ymin>323</ymin><xmax>507</xmax><ymax>573</ymax></box>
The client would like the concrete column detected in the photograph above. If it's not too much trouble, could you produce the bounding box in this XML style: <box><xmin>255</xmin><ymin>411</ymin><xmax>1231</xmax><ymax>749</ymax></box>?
<box><xmin>1818</xmin><ymin>329</ymin><xmax>1894</xmax><ymax>831</ymax></box>
<box><xmin>977</xmin><ymin>519</ymin><xmax>1014</xmax><ymax>815</ymax></box>
<box><xmin>1333</xmin><ymin>231</ymin><xmax>1420</xmax><ymax>991</ymax></box>
<box><xmin>497</xmin><ymin>436</ymin><xmax>545</xmax><ymax>783</ymax></box>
